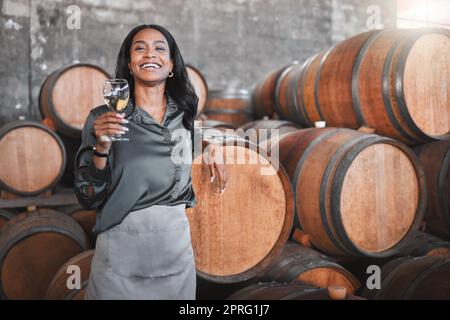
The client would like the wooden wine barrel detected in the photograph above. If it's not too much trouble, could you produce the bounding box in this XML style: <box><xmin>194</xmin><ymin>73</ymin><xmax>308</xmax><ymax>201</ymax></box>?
<box><xmin>68</xmin><ymin>208</ymin><xmax>97</xmax><ymax>248</ymax></box>
<box><xmin>227</xmin><ymin>282</ymin><xmax>324</xmax><ymax>300</ymax></box>
<box><xmin>362</xmin><ymin>256</ymin><xmax>450</xmax><ymax>300</ymax></box>
<box><xmin>251</xmin><ymin>64</ymin><xmax>293</xmax><ymax>119</ymax></box>
<box><xmin>205</xmin><ymin>90</ymin><xmax>252</xmax><ymax>127</ymax></box>
<box><xmin>397</xmin><ymin>232</ymin><xmax>450</xmax><ymax>259</ymax></box>
<box><xmin>187</xmin><ymin>65</ymin><xmax>208</xmax><ymax>116</ymax></box>
<box><xmin>39</xmin><ymin>63</ymin><xmax>110</xmax><ymax>138</ymax></box>
<box><xmin>0</xmin><ymin>121</ymin><xmax>66</xmax><ymax>196</ymax></box>
<box><xmin>45</xmin><ymin>250</ymin><xmax>94</xmax><ymax>300</ymax></box>
<box><xmin>228</xmin><ymin>282</ymin><xmax>363</xmax><ymax>300</ymax></box>
<box><xmin>295</xmin><ymin>28</ymin><xmax>449</xmax><ymax>144</ymax></box>
<box><xmin>238</xmin><ymin>120</ymin><xmax>300</xmax><ymax>144</ymax></box>
<box><xmin>199</xmin><ymin>120</ymin><xmax>236</xmax><ymax>131</ymax></box>
<box><xmin>278</xmin><ymin>128</ymin><xmax>426</xmax><ymax>257</ymax></box>
<box><xmin>0</xmin><ymin>209</ymin><xmax>14</xmax><ymax>230</ymax></box>
<box><xmin>259</xmin><ymin>242</ymin><xmax>360</xmax><ymax>294</ymax></box>
<box><xmin>187</xmin><ymin>136</ymin><xmax>294</xmax><ymax>283</ymax></box>
<box><xmin>416</xmin><ymin>140</ymin><xmax>450</xmax><ymax>240</ymax></box>
<box><xmin>0</xmin><ymin>209</ymin><xmax>89</xmax><ymax>299</ymax></box>
<box><xmin>275</xmin><ymin>59</ymin><xmax>322</xmax><ymax>126</ymax></box>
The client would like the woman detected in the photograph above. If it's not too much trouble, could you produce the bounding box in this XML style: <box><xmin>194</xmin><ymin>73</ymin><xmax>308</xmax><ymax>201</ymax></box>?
<box><xmin>74</xmin><ymin>24</ymin><xmax>228</xmax><ymax>300</ymax></box>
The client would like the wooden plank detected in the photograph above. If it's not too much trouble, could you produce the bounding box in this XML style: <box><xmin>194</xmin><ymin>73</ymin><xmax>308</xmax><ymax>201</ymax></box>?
<box><xmin>0</xmin><ymin>190</ymin><xmax>78</xmax><ymax>208</ymax></box>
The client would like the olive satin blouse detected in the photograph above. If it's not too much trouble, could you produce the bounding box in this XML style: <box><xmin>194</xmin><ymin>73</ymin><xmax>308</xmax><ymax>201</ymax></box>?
<box><xmin>74</xmin><ymin>95</ymin><xmax>197</xmax><ymax>234</ymax></box>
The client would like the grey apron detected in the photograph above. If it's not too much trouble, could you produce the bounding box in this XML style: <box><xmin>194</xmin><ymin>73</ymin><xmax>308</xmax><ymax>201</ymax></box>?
<box><xmin>85</xmin><ymin>204</ymin><xmax>196</xmax><ymax>300</ymax></box>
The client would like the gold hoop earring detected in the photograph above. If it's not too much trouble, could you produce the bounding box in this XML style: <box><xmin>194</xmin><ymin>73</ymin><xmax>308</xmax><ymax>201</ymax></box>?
<box><xmin>168</xmin><ymin>71</ymin><xmax>174</xmax><ymax>78</ymax></box>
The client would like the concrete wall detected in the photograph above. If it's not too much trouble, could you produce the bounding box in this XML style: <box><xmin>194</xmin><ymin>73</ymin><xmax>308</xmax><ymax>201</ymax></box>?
<box><xmin>0</xmin><ymin>0</ymin><xmax>396</xmax><ymax>126</ymax></box>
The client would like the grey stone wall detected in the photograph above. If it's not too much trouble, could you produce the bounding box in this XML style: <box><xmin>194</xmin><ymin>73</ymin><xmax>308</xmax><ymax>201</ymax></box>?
<box><xmin>0</xmin><ymin>0</ymin><xmax>396</xmax><ymax>125</ymax></box>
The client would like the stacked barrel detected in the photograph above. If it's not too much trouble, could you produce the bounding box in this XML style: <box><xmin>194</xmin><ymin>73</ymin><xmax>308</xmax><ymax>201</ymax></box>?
<box><xmin>225</xmin><ymin>27</ymin><xmax>449</xmax><ymax>300</ymax></box>
<box><xmin>1</xmin><ymin>26</ymin><xmax>449</xmax><ymax>300</ymax></box>
<box><xmin>0</xmin><ymin>63</ymin><xmax>108</xmax><ymax>299</ymax></box>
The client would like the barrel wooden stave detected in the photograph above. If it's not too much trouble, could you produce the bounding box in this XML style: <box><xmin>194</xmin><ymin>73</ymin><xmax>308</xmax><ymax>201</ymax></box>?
<box><xmin>362</xmin><ymin>256</ymin><xmax>450</xmax><ymax>300</ymax></box>
<box><xmin>45</xmin><ymin>250</ymin><xmax>94</xmax><ymax>300</ymax></box>
<box><xmin>416</xmin><ymin>140</ymin><xmax>450</xmax><ymax>240</ymax></box>
<box><xmin>69</xmin><ymin>208</ymin><xmax>97</xmax><ymax>248</ymax></box>
<box><xmin>238</xmin><ymin>119</ymin><xmax>300</xmax><ymax>145</ymax></box>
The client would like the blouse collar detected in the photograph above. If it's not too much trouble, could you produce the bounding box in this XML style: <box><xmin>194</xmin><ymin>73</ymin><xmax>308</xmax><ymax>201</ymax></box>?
<box><xmin>127</xmin><ymin>94</ymin><xmax>178</xmax><ymax>125</ymax></box>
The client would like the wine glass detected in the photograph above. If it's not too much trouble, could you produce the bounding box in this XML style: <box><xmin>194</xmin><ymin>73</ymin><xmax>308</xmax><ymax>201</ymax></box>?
<box><xmin>103</xmin><ymin>79</ymin><xmax>130</xmax><ymax>141</ymax></box>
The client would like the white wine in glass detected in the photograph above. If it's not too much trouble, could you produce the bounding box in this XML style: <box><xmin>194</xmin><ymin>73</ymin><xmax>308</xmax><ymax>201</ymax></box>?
<box><xmin>103</xmin><ymin>79</ymin><xmax>130</xmax><ymax>141</ymax></box>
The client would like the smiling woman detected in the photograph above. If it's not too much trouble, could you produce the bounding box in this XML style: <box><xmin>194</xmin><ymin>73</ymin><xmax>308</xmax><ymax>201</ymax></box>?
<box><xmin>73</xmin><ymin>24</ymin><xmax>229</xmax><ymax>300</ymax></box>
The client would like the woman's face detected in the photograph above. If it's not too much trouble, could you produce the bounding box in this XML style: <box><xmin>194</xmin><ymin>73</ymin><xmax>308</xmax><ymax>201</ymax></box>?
<box><xmin>128</xmin><ymin>28</ymin><xmax>174</xmax><ymax>84</ymax></box>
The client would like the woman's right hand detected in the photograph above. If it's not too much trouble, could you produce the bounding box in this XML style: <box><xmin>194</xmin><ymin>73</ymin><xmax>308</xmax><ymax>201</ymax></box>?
<box><xmin>93</xmin><ymin>112</ymin><xmax>129</xmax><ymax>152</ymax></box>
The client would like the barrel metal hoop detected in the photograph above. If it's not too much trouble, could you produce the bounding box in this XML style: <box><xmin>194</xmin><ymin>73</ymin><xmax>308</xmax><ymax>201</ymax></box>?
<box><xmin>291</xmin><ymin>129</ymin><xmax>338</xmax><ymax>231</ymax></box>
<box><xmin>382</xmin><ymin>38</ymin><xmax>416</xmax><ymax>143</ymax></box>
<box><xmin>290</xmin><ymin>59</ymin><xmax>310</xmax><ymax>126</ymax></box>
<box><xmin>351</xmin><ymin>30</ymin><xmax>382</xmax><ymax>126</ymax></box>
<box><xmin>274</xmin><ymin>65</ymin><xmax>295</xmax><ymax>119</ymax></box>
<box><xmin>299</xmin><ymin>55</ymin><xmax>316</xmax><ymax>127</ymax></box>
<box><xmin>320</xmin><ymin>132</ymin><xmax>371</xmax><ymax>256</ymax></box>
<box><xmin>438</xmin><ymin>150</ymin><xmax>450</xmax><ymax>227</ymax></box>
<box><xmin>393</xmin><ymin>31</ymin><xmax>443</xmax><ymax>143</ymax></box>
<box><xmin>314</xmin><ymin>49</ymin><xmax>333</xmax><ymax>121</ymax></box>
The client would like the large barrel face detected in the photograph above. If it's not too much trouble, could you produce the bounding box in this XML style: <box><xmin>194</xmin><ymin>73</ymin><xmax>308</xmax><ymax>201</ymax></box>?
<box><xmin>45</xmin><ymin>250</ymin><xmax>94</xmax><ymax>300</ymax></box>
<box><xmin>188</xmin><ymin>139</ymin><xmax>294</xmax><ymax>282</ymax></box>
<box><xmin>0</xmin><ymin>210</ymin><xmax>89</xmax><ymax>299</ymax></box>
<box><xmin>0</xmin><ymin>121</ymin><xmax>66</xmax><ymax>195</ymax></box>
<box><xmin>338</xmin><ymin>142</ymin><xmax>419</xmax><ymax>253</ymax></box>
<box><xmin>278</xmin><ymin>128</ymin><xmax>425</xmax><ymax>257</ymax></box>
<box><xmin>205</xmin><ymin>90</ymin><xmax>252</xmax><ymax>127</ymax></box>
<box><xmin>39</xmin><ymin>64</ymin><xmax>110</xmax><ymax>137</ymax></box>
<box><xmin>187</xmin><ymin>65</ymin><xmax>208</xmax><ymax>116</ymax></box>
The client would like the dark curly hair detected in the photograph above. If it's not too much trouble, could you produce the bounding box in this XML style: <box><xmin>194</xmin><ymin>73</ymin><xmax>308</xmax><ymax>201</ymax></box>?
<box><xmin>115</xmin><ymin>24</ymin><xmax>198</xmax><ymax>131</ymax></box>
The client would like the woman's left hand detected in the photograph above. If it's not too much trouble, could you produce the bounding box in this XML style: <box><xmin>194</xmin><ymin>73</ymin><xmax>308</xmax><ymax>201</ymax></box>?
<box><xmin>207</xmin><ymin>143</ymin><xmax>228</xmax><ymax>194</ymax></box>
